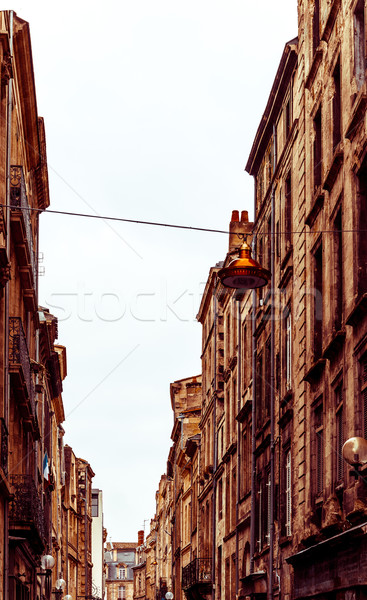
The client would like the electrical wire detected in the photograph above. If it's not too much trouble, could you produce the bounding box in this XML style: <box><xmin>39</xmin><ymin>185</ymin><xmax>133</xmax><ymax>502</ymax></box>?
<box><xmin>1</xmin><ymin>204</ymin><xmax>366</xmax><ymax>237</ymax></box>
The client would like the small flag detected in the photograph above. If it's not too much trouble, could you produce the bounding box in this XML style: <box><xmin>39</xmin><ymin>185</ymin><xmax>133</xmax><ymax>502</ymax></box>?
<box><xmin>43</xmin><ymin>451</ymin><xmax>49</xmax><ymax>482</ymax></box>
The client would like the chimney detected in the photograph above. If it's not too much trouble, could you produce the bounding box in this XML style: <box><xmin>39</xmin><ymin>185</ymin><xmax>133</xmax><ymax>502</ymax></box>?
<box><xmin>228</xmin><ymin>210</ymin><xmax>253</xmax><ymax>254</ymax></box>
<box><xmin>138</xmin><ymin>530</ymin><xmax>144</xmax><ymax>546</ymax></box>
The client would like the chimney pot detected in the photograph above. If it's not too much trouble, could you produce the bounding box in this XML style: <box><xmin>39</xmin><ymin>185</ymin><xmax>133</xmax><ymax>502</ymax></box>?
<box><xmin>138</xmin><ymin>530</ymin><xmax>144</xmax><ymax>546</ymax></box>
<box><xmin>241</xmin><ymin>210</ymin><xmax>248</xmax><ymax>222</ymax></box>
<box><xmin>231</xmin><ymin>210</ymin><xmax>240</xmax><ymax>222</ymax></box>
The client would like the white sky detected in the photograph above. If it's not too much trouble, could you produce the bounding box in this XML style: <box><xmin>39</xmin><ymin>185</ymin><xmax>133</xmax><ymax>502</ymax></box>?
<box><xmin>10</xmin><ymin>1</ymin><xmax>297</xmax><ymax>542</ymax></box>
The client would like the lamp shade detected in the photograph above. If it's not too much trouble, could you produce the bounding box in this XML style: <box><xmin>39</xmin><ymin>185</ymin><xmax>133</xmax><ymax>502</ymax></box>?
<box><xmin>55</xmin><ymin>579</ymin><xmax>66</xmax><ymax>590</ymax></box>
<box><xmin>63</xmin><ymin>596</ymin><xmax>73</xmax><ymax>600</ymax></box>
<box><xmin>41</xmin><ymin>555</ymin><xmax>55</xmax><ymax>570</ymax></box>
<box><xmin>342</xmin><ymin>437</ymin><xmax>367</xmax><ymax>466</ymax></box>
<box><xmin>165</xmin><ymin>593</ymin><xmax>174</xmax><ymax>600</ymax></box>
<box><xmin>218</xmin><ymin>241</ymin><xmax>271</xmax><ymax>290</ymax></box>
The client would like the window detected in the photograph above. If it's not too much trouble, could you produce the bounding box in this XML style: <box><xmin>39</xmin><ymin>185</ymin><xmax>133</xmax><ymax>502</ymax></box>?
<box><xmin>332</xmin><ymin>59</ymin><xmax>341</xmax><ymax>151</ymax></box>
<box><xmin>333</xmin><ymin>207</ymin><xmax>343</xmax><ymax>330</ymax></box>
<box><xmin>242</xmin><ymin>428</ymin><xmax>251</xmax><ymax>495</ymax></box>
<box><xmin>118</xmin><ymin>585</ymin><xmax>126</xmax><ymax>599</ymax></box>
<box><xmin>265</xmin><ymin>338</ymin><xmax>271</xmax><ymax>417</ymax></box>
<box><xmin>284</xmin><ymin>172</ymin><xmax>292</xmax><ymax>251</ymax></box>
<box><xmin>335</xmin><ymin>384</ymin><xmax>344</xmax><ymax>484</ymax></box>
<box><xmin>313</xmin><ymin>244</ymin><xmax>323</xmax><ymax>360</ymax></box>
<box><xmin>360</xmin><ymin>353</ymin><xmax>367</xmax><ymax>439</ymax></box>
<box><xmin>255</xmin><ymin>351</ymin><xmax>263</xmax><ymax>428</ymax></box>
<box><xmin>354</xmin><ymin>0</ymin><xmax>366</xmax><ymax>90</ymax></box>
<box><xmin>313</xmin><ymin>400</ymin><xmax>324</xmax><ymax>498</ymax></box>
<box><xmin>285</xmin><ymin>450</ymin><xmax>292</xmax><ymax>536</ymax></box>
<box><xmin>91</xmin><ymin>492</ymin><xmax>99</xmax><ymax>517</ymax></box>
<box><xmin>218</xmin><ymin>478</ymin><xmax>223</xmax><ymax>520</ymax></box>
<box><xmin>357</xmin><ymin>155</ymin><xmax>367</xmax><ymax>296</ymax></box>
<box><xmin>313</xmin><ymin>107</ymin><xmax>322</xmax><ymax>191</ymax></box>
<box><xmin>285</xmin><ymin>93</ymin><xmax>292</xmax><ymax>139</ymax></box>
<box><xmin>313</xmin><ymin>0</ymin><xmax>320</xmax><ymax>56</ymax></box>
<box><xmin>119</xmin><ymin>568</ymin><xmax>127</xmax><ymax>580</ymax></box>
<box><xmin>285</xmin><ymin>310</ymin><xmax>292</xmax><ymax>391</ymax></box>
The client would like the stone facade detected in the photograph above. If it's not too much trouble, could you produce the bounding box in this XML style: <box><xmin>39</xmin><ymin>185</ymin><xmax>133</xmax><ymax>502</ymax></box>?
<box><xmin>105</xmin><ymin>541</ymin><xmax>139</xmax><ymax>600</ymax></box>
<box><xmin>0</xmin><ymin>11</ymin><xmax>99</xmax><ymax>600</ymax></box>
<box><xmin>145</xmin><ymin>2</ymin><xmax>367</xmax><ymax>599</ymax></box>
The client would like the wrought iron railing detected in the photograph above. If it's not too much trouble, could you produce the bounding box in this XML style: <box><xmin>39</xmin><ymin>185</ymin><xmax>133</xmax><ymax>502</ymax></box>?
<box><xmin>182</xmin><ymin>558</ymin><xmax>212</xmax><ymax>590</ymax></box>
<box><xmin>9</xmin><ymin>474</ymin><xmax>46</xmax><ymax>542</ymax></box>
<box><xmin>9</xmin><ymin>317</ymin><xmax>35</xmax><ymax>412</ymax></box>
<box><xmin>0</xmin><ymin>418</ymin><xmax>8</xmax><ymax>475</ymax></box>
<box><xmin>10</xmin><ymin>165</ymin><xmax>37</xmax><ymax>285</ymax></box>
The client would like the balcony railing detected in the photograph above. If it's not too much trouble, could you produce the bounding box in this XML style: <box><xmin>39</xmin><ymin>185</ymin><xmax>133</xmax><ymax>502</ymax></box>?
<box><xmin>182</xmin><ymin>558</ymin><xmax>212</xmax><ymax>590</ymax></box>
<box><xmin>0</xmin><ymin>418</ymin><xmax>8</xmax><ymax>476</ymax></box>
<box><xmin>10</xmin><ymin>165</ymin><xmax>37</xmax><ymax>289</ymax></box>
<box><xmin>9</xmin><ymin>317</ymin><xmax>35</xmax><ymax>419</ymax></box>
<box><xmin>9</xmin><ymin>474</ymin><xmax>46</xmax><ymax>548</ymax></box>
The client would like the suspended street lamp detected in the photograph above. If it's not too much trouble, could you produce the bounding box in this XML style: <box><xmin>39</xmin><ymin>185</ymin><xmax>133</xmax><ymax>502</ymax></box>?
<box><xmin>218</xmin><ymin>239</ymin><xmax>270</xmax><ymax>290</ymax></box>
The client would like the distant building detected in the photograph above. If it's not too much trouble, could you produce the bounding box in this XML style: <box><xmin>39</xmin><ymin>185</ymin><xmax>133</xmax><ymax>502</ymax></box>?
<box><xmin>91</xmin><ymin>489</ymin><xmax>106</xmax><ymax>599</ymax></box>
<box><xmin>105</xmin><ymin>540</ymin><xmax>138</xmax><ymax>600</ymax></box>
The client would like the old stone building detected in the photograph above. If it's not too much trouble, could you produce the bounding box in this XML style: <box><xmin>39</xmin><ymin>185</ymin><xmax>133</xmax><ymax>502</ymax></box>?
<box><xmin>105</xmin><ymin>541</ymin><xmax>138</xmax><ymax>600</ymax></box>
<box><xmin>145</xmin><ymin>2</ymin><xmax>367</xmax><ymax>599</ymax></box>
<box><xmin>0</xmin><ymin>10</ymin><xmax>100</xmax><ymax>600</ymax></box>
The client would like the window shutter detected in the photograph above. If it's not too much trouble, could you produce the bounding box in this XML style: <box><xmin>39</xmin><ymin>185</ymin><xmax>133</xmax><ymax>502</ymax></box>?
<box><xmin>285</xmin><ymin>451</ymin><xmax>292</xmax><ymax>536</ymax></box>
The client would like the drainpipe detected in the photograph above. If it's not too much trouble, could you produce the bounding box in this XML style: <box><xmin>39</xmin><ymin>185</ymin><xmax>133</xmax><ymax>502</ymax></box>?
<box><xmin>249</xmin><ymin>238</ymin><xmax>257</xmax><ymax>575</ymax></box>
<box><xmin>269</xmin><ymin>124</ymin><xmax>277</xmax><ymax>600</ymax></box>
<box><xmin>211</xmin><ymin>289</ymin><xmax>218</xmax><ymax>600</ymax></box>
<box><xmin>4</xmin><ymin>11</ymin><xmax>13</xmax><ymax>600</ymax></box>
<box><xmin>235</xmin><ymin>298</ymin><xmax>241</xmax><ymax>593</ymax></box>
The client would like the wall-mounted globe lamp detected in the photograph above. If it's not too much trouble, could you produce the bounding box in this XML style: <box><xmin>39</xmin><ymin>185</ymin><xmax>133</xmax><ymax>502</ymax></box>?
<box><xmin>53</xmin><ymin>579</ymin><xmax>66</xmax><ymax>599</ymax></box>
<box><xmin>165</xmin><ymin>593</ymin><xmax>174</xmax><ymax>600</ymax></box>
<box><xmin>63</xmin><ymin>596</ymin><xmax>73</xmax><ymax>600</ymax></box>
<box><xmin>342</xmin><ymin>437</ymin><xmax>367</xmax><ymax>479</ymax></box>
<box><xmin>40</xmin><ymin>555</ymin><xmax>55</xmax><ymax>571</ymax></box>
<box><xmin>218</xmin><ymin>240</ymin><xmax>270</xmax><ymax>290</ymax></box>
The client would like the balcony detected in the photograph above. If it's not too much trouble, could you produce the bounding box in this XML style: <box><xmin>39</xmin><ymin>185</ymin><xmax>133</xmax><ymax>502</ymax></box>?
<box><xmin>9</xmin><ymin>317</ymin><xmax>38</xmax><ymax>436</ymax></box>
<box><xmin>10</xmin><ymin>165</ymin><xmax>37</xmax><ymax>310</ymax></box>
<box><xmin>9</xmin><ymin>474</ymin><xmax>46</xmax><ymax>551</ymax></box>
<box><xmin>0</xmin><ymin>418</ymin><xmax>8</xmax><ymax>476</ymax></box>
<box><xmin>182</xmin><ymin>558</ymin><xmax>212</xmax><ymax>599</ymax></box>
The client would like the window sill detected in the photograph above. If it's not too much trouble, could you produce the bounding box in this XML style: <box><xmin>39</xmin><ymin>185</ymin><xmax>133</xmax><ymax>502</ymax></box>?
<box><xmin>322</xmin><ymin>329</ymin><xmax>346</xmax><ymax>361</ymax></box>
<box><xmin>323</xmin><ymin>146</ymin><xmax>343</xmax><ymax>192</ymax></box>
<box><xmin>346</xmin><ymin>92</ymin><xmax>367</xmax><ymax>140</ymax></box>
<box><xmin>303</xmin><ymin>358</ymin><xmax>326</xmax><ymax>384</ymax></box>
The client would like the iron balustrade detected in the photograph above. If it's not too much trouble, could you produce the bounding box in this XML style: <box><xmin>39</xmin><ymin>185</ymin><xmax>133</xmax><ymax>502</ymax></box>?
<box><xmin>181</xmin><ymin>558</ymin><xmax>212</xmax><ymax>590</ymax></box>
<box><xmin>9</xmin><ymin>316</ymin><xmax>35</xmax><ymax>413</ymax></box>
<box><xmin>10</xmin><ymin>165</ymin><xmax>37</xmax><ymax>286</ymax></box>
<box><xmin>0</xmin><ymin>418</ymin><xmax>8</xmax><ymax>475</ymax></box>
<box><xmin>9</xmin><ymin>474</ymin><xmax>46</xmax><ymax>543</ymax></box>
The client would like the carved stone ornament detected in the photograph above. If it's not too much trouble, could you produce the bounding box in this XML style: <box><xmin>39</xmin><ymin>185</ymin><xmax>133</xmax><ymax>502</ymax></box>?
<box><xmin>1</xmin><ymin>52</ymin><xmax>13</xmax><ymax>86</ymax></box>
<box><xmin>0</xmin><ymin>264</ymin><xmax>11</xmax><ymax>287</ymax></box>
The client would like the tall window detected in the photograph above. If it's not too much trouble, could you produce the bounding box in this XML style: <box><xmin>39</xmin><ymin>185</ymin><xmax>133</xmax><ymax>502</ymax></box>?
<box><xmin>332</xmin><ymin>207</ymin><xmax>343</xmax><ymax>329</ymax></box>
<box><xmin>313</xmin><ymin>107</ymin><xmax>322</xmax><ymax>191</ymax></box>
<box><xmin>91</xmin><ymin>492</ymin><xmax>99</xmax><ymax>517</ymax></box>
<box><xmin>265</xmin><ymin>338</ymin><xmax>271</xmax><ymax>417</ymax></box>
<box><xmin>354</xmin><ymin>0</ymin><xmax>366</xmax><ymax>90</ymax></box>
<box><xmin>255</xmin><ymin>351</ymin><xmax>263</xmax><ymax>428</ymax></box>
<box><xmin>335</xmin><ymin>384</ymin><xmax>344</xmax><ymax>484</ymax></box>
<box><xmin>285</xmin><ymin>172</ymin><xmax>292</xmax><ymax>250</ymax></box>
<box><xmin>285</xmin><ymin>310</ymin><xmax>292</xmax><ymax>391</ymax></box>
<box><xmin>313</xmin><ymin>400</ymin><xmax>324</xmax><ymax>498</ymax></box>
<box><xmin>314</xmin><ymin>244</ymin><xmax>323</xmax><ymax>360</ymax></box>
<box><xmin>313</xmin><ymin>0</ymin><xmax>320</xmax><ymax>55</ymax></box>
<box><xmin>218</xmin><ymin>478</ymin><xmax>223</xmax><ymax>520</ymax></box>
<box><xmin>332</xmin><ymin>59</ymin><xmax>341</xmax><ymax>151</ymax></box>
<box><xmin>285</xmin><ymin>450</ymin><xmax>292</xmax><ymax>536</ymax></box>
<box><xmin>357</xmin><ymin>156</ymin><xmax>367</xmax><ymax>296</ymax></box>
<box><xmin>118</xmin><ymin>585</ymin><xmax>126</xmax><ymax>599</ymax></box>
<box><xmin>360</xmin><ymin>353</ymin><xmax>367</xmax><ymax>439</ymax></box>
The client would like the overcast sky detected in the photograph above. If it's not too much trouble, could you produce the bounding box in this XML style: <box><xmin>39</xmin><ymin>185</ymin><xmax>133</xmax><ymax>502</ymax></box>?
<box><xmin>10</xmin><ymin>1</ymin><xmax>297</xmax><ymax>542</ymax></box>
